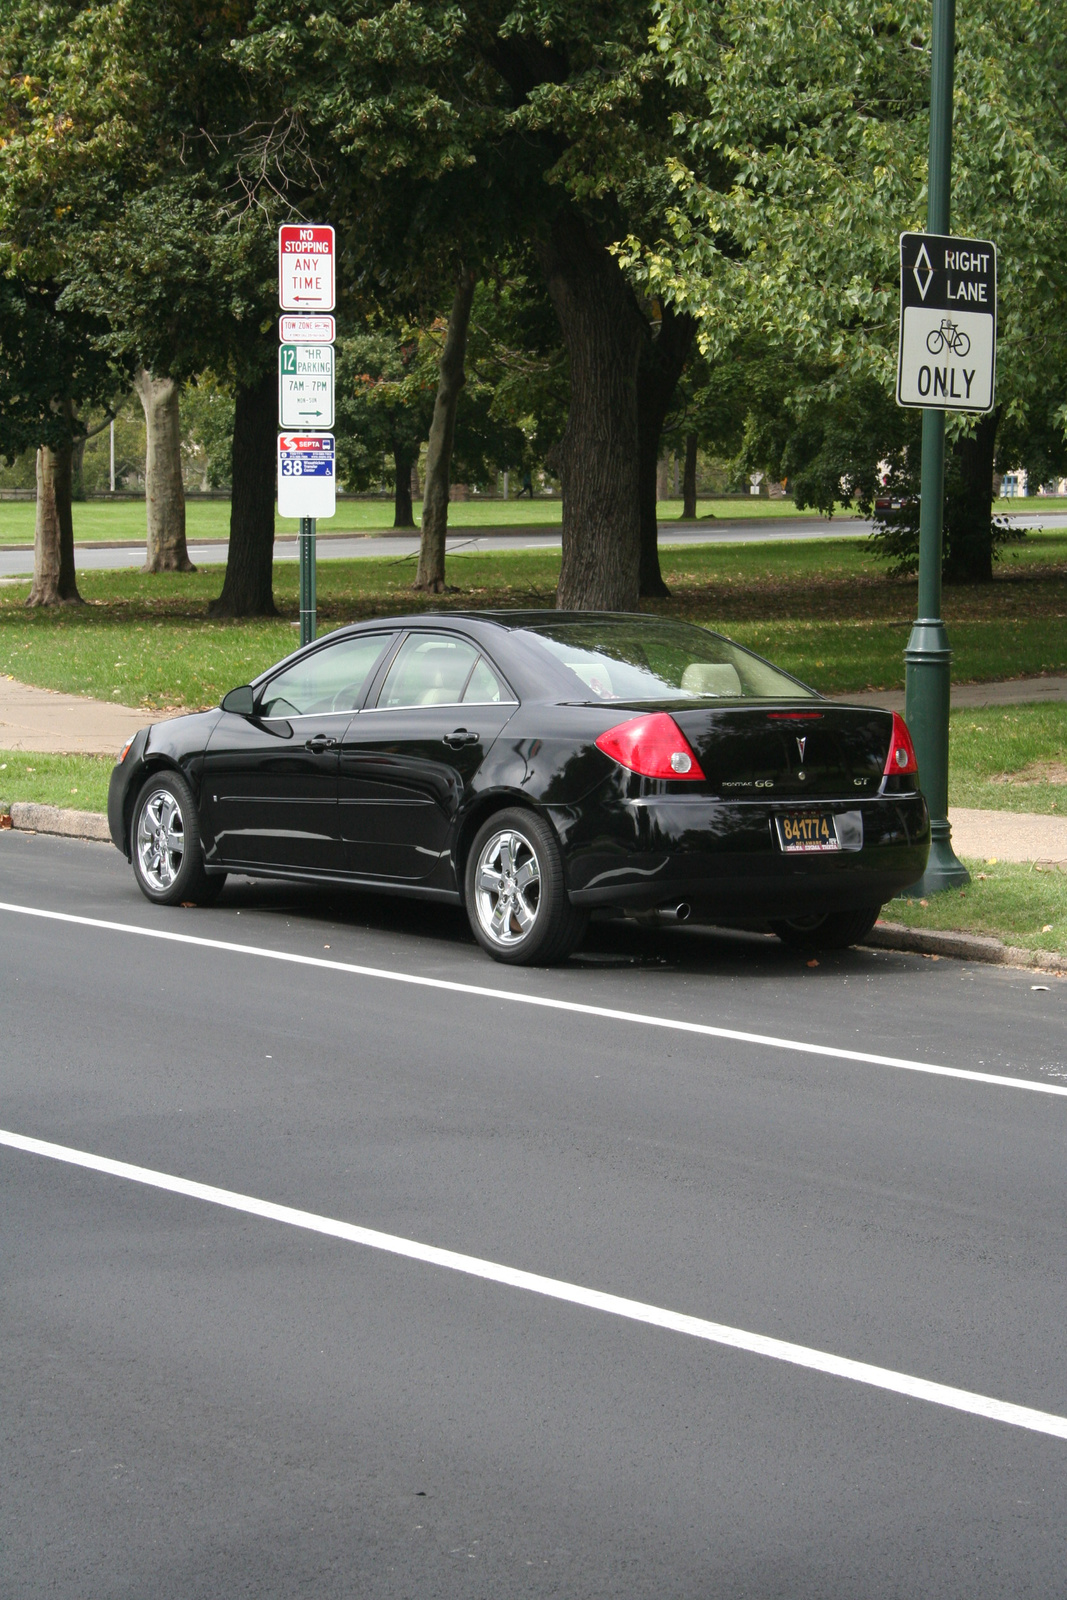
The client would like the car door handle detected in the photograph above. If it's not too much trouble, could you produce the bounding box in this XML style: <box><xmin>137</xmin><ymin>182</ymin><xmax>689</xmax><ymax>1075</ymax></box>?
<box><xmin>304</xmin><ymin>735</ymin><xmax>339</xmax><ymax>752</ymax></box>
<box><xmin>443</xmin><ymin>728</ymin><xmax>479</xmax><ymax>749</ymax></box>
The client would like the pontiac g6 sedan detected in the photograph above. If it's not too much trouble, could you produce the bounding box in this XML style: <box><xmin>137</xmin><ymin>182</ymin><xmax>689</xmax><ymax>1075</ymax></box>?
<box><xmin>108</xmin><ymin>612</ymin><xmax>929</xmax><ymax>964</ymax></box>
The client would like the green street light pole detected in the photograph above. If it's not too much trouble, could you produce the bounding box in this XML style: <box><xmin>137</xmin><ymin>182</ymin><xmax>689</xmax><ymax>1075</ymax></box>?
<box><xmin>904</xmin><ymin>0</ymin><xmax>969</xmax><ymax>893</ymax></box>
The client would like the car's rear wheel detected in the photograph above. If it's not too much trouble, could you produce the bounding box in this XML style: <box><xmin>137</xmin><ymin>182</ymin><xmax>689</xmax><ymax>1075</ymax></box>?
<box><xmin>770</xmin><ymin>904</ymin><xmax>883</xmax><ymax>950</ymax></box>
<box><xmin>131</xmin><ymin>771</ymin><xmax>222</xmax><ymax>906</ymax></box>
<box><xmin>465</xmin><ymin>808</ymin><xmax>587</xmax><ymax>965</ymax></box>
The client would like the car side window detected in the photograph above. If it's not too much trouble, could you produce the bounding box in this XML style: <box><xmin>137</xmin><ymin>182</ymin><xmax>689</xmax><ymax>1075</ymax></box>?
<box><xmin>377</xmin><ymin>633</ymin><xmax>480</xmax><ymax>709</ymax></box>
<box><xmin>259</xmin><ymin>633</ymin><xmax>395</xmax><ymax>718</ymax></box>
<box><xmin>462</xmin><ymin>655</ymin><xmax>507</xmax><ymax>704</ymax></box>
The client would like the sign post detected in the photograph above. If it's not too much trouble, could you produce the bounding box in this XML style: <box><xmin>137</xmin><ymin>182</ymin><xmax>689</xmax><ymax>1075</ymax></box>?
<box><xmin>278</xmin><ymin>226</ymin><xmax>336</xmax><ymax>646</ymax></box>
<box><xmin>895</xmin><ymin>0</ymin><xmax>989</xmax><ymax>895</ymax></box>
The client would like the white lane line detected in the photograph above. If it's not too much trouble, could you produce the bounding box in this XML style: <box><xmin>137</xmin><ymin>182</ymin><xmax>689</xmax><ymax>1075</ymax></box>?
<box><xmin>3</xmin><ymin>1125</ymin><xmax>1065</xmax><ymax>1443</ymax></box>
<box><xmin>0</xmin><ymin>899</ymin><xmax>1060</xmax><ymax>1098</ymax></box>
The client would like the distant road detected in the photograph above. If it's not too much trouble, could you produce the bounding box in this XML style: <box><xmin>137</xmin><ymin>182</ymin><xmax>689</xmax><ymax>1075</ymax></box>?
<box><xmin>2</xmin><ymin>510</ymin><xmax>1064</xmax><ymax>577</ymax></box>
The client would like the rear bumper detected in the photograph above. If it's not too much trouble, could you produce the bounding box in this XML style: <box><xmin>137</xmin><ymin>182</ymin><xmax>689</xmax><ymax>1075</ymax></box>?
<box><xmin>555</xmin><ymin>793</ymin><xmax>930</xmax><ymax>915</ymax></box>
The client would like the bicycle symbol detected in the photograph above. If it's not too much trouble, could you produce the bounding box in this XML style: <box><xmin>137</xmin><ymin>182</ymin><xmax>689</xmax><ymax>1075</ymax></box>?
<box><xmin>926</xmin><ymin>318</ymin><xmax>970</xmax><ymax>357</ymax></box>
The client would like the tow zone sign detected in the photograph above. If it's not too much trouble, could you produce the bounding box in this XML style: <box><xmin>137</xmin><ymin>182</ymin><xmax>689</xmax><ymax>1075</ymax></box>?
<box><xmin>897</xmin><ymin>231</ymin><xmax>996</xmax><ymax>413</ymax></box>
<box><xmin>278</xmin><ymin>225</ymin><xmax>335</xmax><ymax>312</ymax></box>
<box><xmin>277</xmin><ymin>434</ymin><xmax>335</xmax><ymax>519</ymax></box>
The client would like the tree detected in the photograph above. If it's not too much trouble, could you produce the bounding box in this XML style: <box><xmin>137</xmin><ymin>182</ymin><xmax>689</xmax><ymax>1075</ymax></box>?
<box><xmin>640</xmin><ymin>0</ymin><xmax>1067</xmax><ymax>581</ymax></box>
<box><xmin>133</xmin><ymin>370</ymin><xmax>194</xmax><ymax>572</ymax></box>
<box><xmin>336</xmin><ymin>330</ymin><xmax>435</xmax><ymax>529</ymax></box>
<box><xmin>415</xmin><ymin>268</ymin><xmax>477</xmax><ymax>592</ymax></box>
<box><xmin>1</xmin><ymin>0</ymin><xmax>290</xmax><ymax>611</ymax></box>
<box><xmin>240</xmin><ymin>0</ymin><xmax>712</xmax><ymax>609</ymax></box>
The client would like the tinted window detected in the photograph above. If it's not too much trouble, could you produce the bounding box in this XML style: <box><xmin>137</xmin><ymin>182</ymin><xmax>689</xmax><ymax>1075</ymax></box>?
<box><xmin>260</xmin><ymin>633</ymin><xmax>394</xmax><ymax>718</ymax></box>
<box><xmin>377</xmin><ymin>632</ymin><xmax>480</xmax><ymax>708</ymax></box>
<box><xmin>523</xmin><ymin>620</ymin><xmax>813</xmax><ymax>701</ymax></box>
<box><xmin>462</xmin><ymin>656</ymin><xmax>509</xmax><ymax>704</ymax></box>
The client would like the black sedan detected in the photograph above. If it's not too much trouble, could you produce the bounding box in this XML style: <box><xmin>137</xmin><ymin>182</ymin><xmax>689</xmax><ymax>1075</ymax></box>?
<box><xmin>108</xmin><ymin>612</ymin><xmax>929</xmax><ymax>963</ymax></box>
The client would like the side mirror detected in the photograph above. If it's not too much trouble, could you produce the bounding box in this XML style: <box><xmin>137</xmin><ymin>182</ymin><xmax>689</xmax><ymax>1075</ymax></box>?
<box><xmin>221</xmin><ymin>685</ymin><xmax>255</xmax><ymax>717</ymax></box>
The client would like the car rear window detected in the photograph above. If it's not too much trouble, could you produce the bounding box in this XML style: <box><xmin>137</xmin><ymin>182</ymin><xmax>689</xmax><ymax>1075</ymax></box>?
<box><xmin>522</xmin><ymin>620</ymin><xmax>814</xmax><ymax>701</ymax></box>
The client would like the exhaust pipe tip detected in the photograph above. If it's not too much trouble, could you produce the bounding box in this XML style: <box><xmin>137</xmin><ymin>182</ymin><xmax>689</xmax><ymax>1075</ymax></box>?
<box><xmin>624</xmin><ymin>902</ymin><xmax>693</xmax><ymax>926</ymax></box>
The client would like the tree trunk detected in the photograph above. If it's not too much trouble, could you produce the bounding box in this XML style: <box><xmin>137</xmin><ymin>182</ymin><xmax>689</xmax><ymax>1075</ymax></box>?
<box><xmin>209</xmin><ymin>367</ymin><xmax>277</xmax><ymax>617</ymax></box>
<box><xmin>71</xmin><ymin>434</ymin><xmax>87</xmax><ymax>501</ymax></box>
<box><xmin>393</xmin><ymin>444</ymin><xmax>416</xmax><ymax>529</ymax></box>
<box><xmin>944</xmin><ymin>410</ymin><xmax>999</xmax><ymax>583</ymax></box>
<box><xmin>27</xmin><ymin>407</ymin><xmax>81</xmax><ymax>608</ymax></box>
<box><xmin>682</xmin><ymin>433</ymin><xmax>698</xmax><ymax>519</ymax></box>
<box><xmin>134</xmin><ymin>369</ymin><xmax>195</xmax><ymax>573</ymax></box>
<box><xmin>537</xmin><ymin>212</ymin><xmax>647</xmax><ymax>611</ymax></box>
<box><xmin>415</xmin><ymin>269</ymin><xmax>476</xmax><ymax>592</ymax></box>
<box><xmin>637</xmin><ymin>307</ymin><xmax>695</xmax><ymax>598</ymax></box>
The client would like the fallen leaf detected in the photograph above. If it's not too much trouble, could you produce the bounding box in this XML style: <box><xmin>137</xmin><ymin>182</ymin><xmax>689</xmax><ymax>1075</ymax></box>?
<box><xmin>180</xmin><ymin>901</ymin><xmax>195</xmax><ymax>908</ymax></box>
<box><xmin>1042</xmin><ymin>924</ymin><xmax>1054</xmax><ymax>933</ymax></box>
<box><xmin>919</xmin><ymin>898</ymin><xmax>929</xmax><ymax>907</ymax></box>
<box><xmin>806</xmin><ymin>958</ymin><xmax>819</xmax><ymax>968</ymax></box>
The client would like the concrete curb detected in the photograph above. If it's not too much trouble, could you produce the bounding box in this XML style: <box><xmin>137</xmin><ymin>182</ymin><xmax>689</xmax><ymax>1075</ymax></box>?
<box><xmin>866</xmin><ymin>920</ymin><xmax>1067</xmax><ymax>974</ymax></box>
<box><xmin>4</xmin><ymin>802</ymin><xmax>111</xmax><ymax>842</ymax></box>
<box><xmin>1</xmin><ymin>807</ymin><xmax>1064</xmax><ymax>974</ymax></box>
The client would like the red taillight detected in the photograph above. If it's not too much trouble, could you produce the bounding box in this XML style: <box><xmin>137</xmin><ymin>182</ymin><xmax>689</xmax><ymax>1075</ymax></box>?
<box><xmin>884</xmin><ymin>711</ymin><xmax>918</xmax><ymax>776</ymax></box>
<box><xmin>595</xmin><ymin>713</ymin><xmax>705</xmax><ymax>780</ymax></box>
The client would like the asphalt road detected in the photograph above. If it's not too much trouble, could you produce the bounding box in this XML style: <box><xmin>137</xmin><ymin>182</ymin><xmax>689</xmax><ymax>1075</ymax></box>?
<box><xmin>2</xmin><ymin>830</ymin><xmax>1066</xmax><ymax>1598</ymax></box>
<box><xmin>3</xmin><ymin>509</ymin><xmax>1066</xmax><ymax>577</ymax></box>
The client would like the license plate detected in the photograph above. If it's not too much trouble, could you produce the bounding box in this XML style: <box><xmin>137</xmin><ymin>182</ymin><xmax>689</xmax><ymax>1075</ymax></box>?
<box><xmin>775</xmin><ymin>813</ymin><xmax>841</xmax><ymax>853</ymax></box>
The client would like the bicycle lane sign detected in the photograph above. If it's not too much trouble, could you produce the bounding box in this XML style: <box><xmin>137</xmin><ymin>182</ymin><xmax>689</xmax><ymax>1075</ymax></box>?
<box><xmin>897</xmin><ymin>231</ymin><xmax>996</xmax><ymax>413</ymax></box>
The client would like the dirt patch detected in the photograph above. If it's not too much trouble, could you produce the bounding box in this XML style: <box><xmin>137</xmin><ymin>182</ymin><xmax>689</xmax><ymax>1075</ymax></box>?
<box><xmin>988</xmin><ymin>761</ymin><xmax>1067</xmax><ymax>787</ymax></box>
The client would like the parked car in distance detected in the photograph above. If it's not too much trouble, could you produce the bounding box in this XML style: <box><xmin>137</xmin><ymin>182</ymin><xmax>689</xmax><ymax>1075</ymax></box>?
<box><xmin>109</xmin><ymin>612</ymin><xmax>929</xmax><ymax>963</ymax></box>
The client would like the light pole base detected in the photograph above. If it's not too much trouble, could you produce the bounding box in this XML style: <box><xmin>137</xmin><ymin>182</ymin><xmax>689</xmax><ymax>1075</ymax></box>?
<box><xmin>905</xmin><ymin>817</ymin><xmax>970</xmax><ymax>896</ymax></box>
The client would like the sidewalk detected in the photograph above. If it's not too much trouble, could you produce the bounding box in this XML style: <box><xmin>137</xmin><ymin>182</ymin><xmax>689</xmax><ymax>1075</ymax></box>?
<box><xmin>0</xmin><ymin>675</ymin><xmax>177</xmax><ymax>755</ymax></box>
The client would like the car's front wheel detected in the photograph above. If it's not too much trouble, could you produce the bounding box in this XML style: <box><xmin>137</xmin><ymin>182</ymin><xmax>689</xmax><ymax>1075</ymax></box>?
<box><xmin>130</xmin><ymin>772</ymin><xmax>223</xmax><ymax>906</ymax></box>
<box><xmin>770</xmin><ymin>904</ymin><xmax>883</xmax><ymax>950</ymax></box>
<box><xmin>465</xmin><ymin>808</ymin><xmax>587</xmax><ymax>965</ymax></box>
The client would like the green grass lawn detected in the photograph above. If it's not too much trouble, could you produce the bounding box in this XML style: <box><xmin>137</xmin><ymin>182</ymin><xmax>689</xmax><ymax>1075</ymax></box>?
<box><xmin>2</xmin><ymin>532</ymin><xmax>1065</xmax><ymax>705</ymax></box>
<box><xmin>885</xmin><ymin>859</ymin><xmax>1067</xmax><ymax>960</ymax></box>
<box><xmin>0</xmin><ymin>750</ymin><xmax>114</xmax><ymax>814</ymax></box>
<box><xmin>2</xmin><ymin>491</ymin><xmax>1061</xmax><ymax>545</ymax></box>
<box><xmin>0</xmin><ymin>493</ymin><xmax>845</xmax><ymax>546</ymax></box>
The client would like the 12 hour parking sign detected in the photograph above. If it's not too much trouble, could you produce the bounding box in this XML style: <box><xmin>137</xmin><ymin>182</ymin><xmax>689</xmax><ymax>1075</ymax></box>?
<box><xmin>277</xmin><ymin>434</ymin><xmax>336</xmax><ymax>519</ymax></box>
<box><xmin>897</xmin><ymin>231</ymin><xmax>996</xmax><ymax>412</ymax></box>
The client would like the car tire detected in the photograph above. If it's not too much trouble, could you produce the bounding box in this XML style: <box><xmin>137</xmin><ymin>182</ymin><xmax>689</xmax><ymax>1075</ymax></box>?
<box><xmin>770</xmin><ymin>904</ymin><xmax>883</xmax><ymax>950</ymax></box>
<box><xmin>130</xmin><ymin>771</ymin><xmax>219</xmax><ymax>906</ymax></box>
<box><xmin>464</xmin><ymin>807</ymin><xmax>588</xmax><ymax>965</ymax></box>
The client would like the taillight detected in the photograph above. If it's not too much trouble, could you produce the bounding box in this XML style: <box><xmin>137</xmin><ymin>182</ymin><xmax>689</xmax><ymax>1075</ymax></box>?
<box><xmin>884</xmin><ymin>711</ymin><xmax>918</xmax><ymax>776</ymax></box>
<box><xmin>595</xmin><ymin>713</ymin><xmax>705</xmax><ymax>780</ymax></box>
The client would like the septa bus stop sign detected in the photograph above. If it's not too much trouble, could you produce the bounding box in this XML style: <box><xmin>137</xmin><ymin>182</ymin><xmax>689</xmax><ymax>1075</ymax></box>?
<box><xmin>277</xmin><ymin>434</ymin><xmax>336</xmax><ymax>519</ymax></box>
<box><xmin>278</xmin><ymin>225</ymin><xmax>335</xmax><ymax>311</ymax></box>
<box><xmin>897</xmin><ymin>231</ymin><xmax>996</xmax><ymax>412</ymax></box>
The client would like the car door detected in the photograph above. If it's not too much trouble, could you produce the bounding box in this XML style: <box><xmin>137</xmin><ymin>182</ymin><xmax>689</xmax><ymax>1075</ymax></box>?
<box><xmin>202</xmin><ymin>631</ymin><xmax>397</xmax><ymax>872</ymax></box>
<box><xmin>338</xmin><ymin>631</ymin><xmax>518</xmax><ymax>883</ymax></box>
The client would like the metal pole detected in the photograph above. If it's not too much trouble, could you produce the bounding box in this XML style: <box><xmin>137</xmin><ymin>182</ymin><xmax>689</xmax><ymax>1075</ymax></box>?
<box><xmin>299</xmin><ymin>517</ymin><xmax>317</xmax><ymax>646</ymax></box>
<box><xmin>903</xmin><ymin>0</ymin><xmax>968</xmax><ymax>893</ymax></box>
<box><xmin>109</xmin><ymin>420</ymin><xmax>115</xmax><ymax>493</ymax></box>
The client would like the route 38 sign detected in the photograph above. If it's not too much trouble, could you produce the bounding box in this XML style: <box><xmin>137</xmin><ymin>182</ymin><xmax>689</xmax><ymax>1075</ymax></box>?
<box><xmin>277</xmin><ymin>434</ymin><xmax>336</xmax><ymax>519</ymax></box>
<box><xmin>897</xmin><ymin>232</ymin><xmax>996</xmax><ymax>413</ymax></box>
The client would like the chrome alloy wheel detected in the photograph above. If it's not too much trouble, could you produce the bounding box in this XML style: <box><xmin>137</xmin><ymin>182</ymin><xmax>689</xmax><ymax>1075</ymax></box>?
<box><xmin>136</xmin><ymin>787</ymin><xmax>186</xmax><ymax>892</ymax></box>
<box><xmin>473</xmin><ymin>827</ymin><xmax>542</xmax><ymax>947</ymax></box>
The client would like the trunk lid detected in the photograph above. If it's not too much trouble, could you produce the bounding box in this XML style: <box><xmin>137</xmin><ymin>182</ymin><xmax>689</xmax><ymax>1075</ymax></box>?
<box><xmin>670</xmin><ymin>704</ymin><xmax>894</xmax><ymax>801</ymax></box>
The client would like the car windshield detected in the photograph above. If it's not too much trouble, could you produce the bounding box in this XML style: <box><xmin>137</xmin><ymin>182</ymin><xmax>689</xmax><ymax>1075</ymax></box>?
<box><xmin>522</xmin><ymin>620</ymin><xmax>814</xmax><ymax>702</ymax></box>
